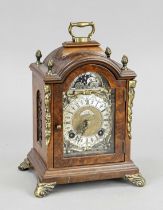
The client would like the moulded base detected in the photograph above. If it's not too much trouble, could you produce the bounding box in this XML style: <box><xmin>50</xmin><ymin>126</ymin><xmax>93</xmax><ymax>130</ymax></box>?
<box><xmin>27</xmin><ymin>148</ymin><xmax>140</xmax><ymax>184</ymax></box>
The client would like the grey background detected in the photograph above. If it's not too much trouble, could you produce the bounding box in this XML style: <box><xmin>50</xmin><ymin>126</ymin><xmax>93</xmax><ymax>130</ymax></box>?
<box><xmin>0</xmin><ymin>0</ymin><xmax>163</xmax><ymax>209</ymax></box>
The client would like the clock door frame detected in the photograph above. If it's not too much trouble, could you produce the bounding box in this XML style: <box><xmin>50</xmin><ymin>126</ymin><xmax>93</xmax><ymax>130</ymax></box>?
<box><xmin>53</xmin><ymin>64</ymin><xmax>126</xmax><ymax>167</ymax></box>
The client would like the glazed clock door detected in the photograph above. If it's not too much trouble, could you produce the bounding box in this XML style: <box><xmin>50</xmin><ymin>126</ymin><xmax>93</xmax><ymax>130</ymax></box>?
<box><xmin>63</xmin><ymin>72</ymin><xmax>114</xmax><ymax>156</ymax></box>
<box><xmin>53</xmin><ymin>64</ymin><xmax>126</xmax><ymax>167</ymax></box>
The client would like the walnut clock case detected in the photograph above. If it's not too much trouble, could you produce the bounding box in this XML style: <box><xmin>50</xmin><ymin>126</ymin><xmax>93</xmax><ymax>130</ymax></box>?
<box><xmin>18</xmin><ymin>22</ymin><xmax>145</xmax><ymax>198</ymax></box>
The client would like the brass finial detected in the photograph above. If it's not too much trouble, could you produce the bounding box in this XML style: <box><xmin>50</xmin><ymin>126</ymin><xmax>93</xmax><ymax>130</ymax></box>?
<box><xmin>35</xmin><ymin>50</ymin><xmax>42</xmax><ymax>65</ymax></box>
<box><xmin>105</xmin><ymin>47</ymin><xmax>112</xmax><ymax>58</ymax></box>
<box><xmin>121</xmin><ymin>55</ymin><xmax>128</xmax><ymax>70</ymax></box>
<box><xmin>47</xmin><ymin>59</ymin><xmax>54</xmax><ymax>75</ymax></box>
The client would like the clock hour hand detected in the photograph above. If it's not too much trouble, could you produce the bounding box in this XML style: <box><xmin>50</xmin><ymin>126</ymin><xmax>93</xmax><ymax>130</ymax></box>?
<box><xmin>77</xmin><ymin>119</ymin><xmax>88</xmax><ymax>135</ymax></box>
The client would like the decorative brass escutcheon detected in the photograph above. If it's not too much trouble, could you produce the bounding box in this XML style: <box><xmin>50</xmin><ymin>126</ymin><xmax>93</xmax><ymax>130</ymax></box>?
<box><xmin>68</xmin><ymin>22</ymin><xmax>95</xmax><ymax>43</ymax></box>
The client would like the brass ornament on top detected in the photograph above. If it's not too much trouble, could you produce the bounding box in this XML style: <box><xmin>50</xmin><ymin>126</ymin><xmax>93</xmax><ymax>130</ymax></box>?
<box><xmin>35</xmin><ymin>50</ymin><xmax>42</xmax><ymax>66</ymax></box>
<box><xmin>68</xmin><ymin>22</ymin><xmax>95</xmax><ymax>43</ymax></box>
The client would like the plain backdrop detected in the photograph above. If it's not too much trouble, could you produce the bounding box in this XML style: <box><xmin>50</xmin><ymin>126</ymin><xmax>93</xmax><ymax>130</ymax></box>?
<box><xmin>0</xmin><ymin>0</ymin><xmax>163</xmax><ymax>210</ymax></box>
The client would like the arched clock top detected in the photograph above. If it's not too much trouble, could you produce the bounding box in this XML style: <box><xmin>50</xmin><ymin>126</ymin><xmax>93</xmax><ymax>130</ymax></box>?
<box><xmin>30</xmin><ymin>46</ymin><xmax>136</xmax><ymax>83</ymax></box>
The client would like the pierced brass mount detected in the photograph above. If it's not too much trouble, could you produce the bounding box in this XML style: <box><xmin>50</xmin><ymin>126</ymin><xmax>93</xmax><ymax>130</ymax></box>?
<box><xmin>47</xmin><ymin>59</ymin><xmax>54</xmax><ymax>75</ymax></box>
<box><xmin>44</xmin><ymin>84</ymin><xmax>51</xmax><ymax>145</ymax></box>
<box><xmin>128</xmin><ymin>80</ymin><xmax>137</xmax><ymax>139</ymax></box>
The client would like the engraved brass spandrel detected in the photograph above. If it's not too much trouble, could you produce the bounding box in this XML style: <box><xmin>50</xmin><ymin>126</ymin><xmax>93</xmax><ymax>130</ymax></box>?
<box><xmin>47</xmin><ymin>59</ymin><xmax>54</xmax><ymax>75</ymax></box>
<box><xmin>67</xmin><ymin>87</ymin><xmax>109</xmax><ymax>97</ymax></box>
<box><xmin>128</xmin><ymin>80</ymin><xmax>137</xmax><ymax>139</ymax></box>
<box><xmin>44</xmin><ymin>84</ymin><xmax>51</xmax><ymax>145</ymax></box>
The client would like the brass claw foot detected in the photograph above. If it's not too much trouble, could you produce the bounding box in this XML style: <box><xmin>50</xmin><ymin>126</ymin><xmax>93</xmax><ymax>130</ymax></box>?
<box><xmin>34</xmin><ymin>180</ymin><xmax>56</xmax><ymax>198</ymax></box>
<box><xmin>124</xmin><ymin>173</ymin><xmax>146</xmax><ymax>187</ymax></box>
<box><xmin>18</xmin><ymin>158</ymin><xmax>32</xmax><ymax>171</ymax></box>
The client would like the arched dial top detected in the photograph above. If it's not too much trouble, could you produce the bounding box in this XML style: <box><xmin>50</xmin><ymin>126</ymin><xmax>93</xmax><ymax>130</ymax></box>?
<box><xmin>63</xmin><ymin>72</ymin><xmax>115</xmax><ymax>157</ymax></box>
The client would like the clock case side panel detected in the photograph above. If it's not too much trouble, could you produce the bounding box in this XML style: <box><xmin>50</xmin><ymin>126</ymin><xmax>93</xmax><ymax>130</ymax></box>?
<box><xmin>53</xmin><ymin>63</ymin><xmax>127</xmax><ymax>168</ymax></box>
<box><xmin>29</xmin><ymin>71</ymin><xmax>54</xmax><ymax>169</ymax></box>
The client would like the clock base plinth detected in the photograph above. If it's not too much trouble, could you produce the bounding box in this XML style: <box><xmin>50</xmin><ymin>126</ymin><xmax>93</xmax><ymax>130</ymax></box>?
<box><xmin>26</xmin><ymin>149</ymin><xmax>143</xmax><ymax>186</ymax></box>
<box><xmin>18</xmin><ymin>149</ymin><xmax>145</xmax><ymax>197</ymax></box>
<box><xmin>124</xmin><ymin>173</ymin><xmax>146</xmax><ymax>187</ymax></box>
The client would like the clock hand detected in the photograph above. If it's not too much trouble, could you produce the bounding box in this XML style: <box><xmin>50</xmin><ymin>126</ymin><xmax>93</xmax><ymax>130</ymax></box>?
<box><xmin>78</xmin><ymin>119</ymin><xmax>89</xmax><ymax>135</ymax></box>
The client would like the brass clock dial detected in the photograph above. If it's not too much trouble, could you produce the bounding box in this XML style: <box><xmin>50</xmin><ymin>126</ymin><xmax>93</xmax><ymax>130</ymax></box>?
<box><xmin>63</xmin><ymin>72</ymin><xmax>115</xmax><ymax>157</ymax></box>
<box><xmin>72</xmin><ymin>104</ymin><xmax>103</xmax><ymax>137</ymax></box>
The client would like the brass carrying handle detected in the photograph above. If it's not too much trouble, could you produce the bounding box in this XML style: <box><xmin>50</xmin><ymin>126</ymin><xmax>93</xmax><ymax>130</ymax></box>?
<box><xmin>68</xmin><ymin>22</ymin><xmax>95</xmax><ymax>43</ymax></box>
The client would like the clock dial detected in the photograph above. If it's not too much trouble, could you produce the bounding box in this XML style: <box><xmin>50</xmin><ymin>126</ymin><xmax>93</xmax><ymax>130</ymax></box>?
<box><xmin>63</xmin><ymin>72</ymin><xmax>115</xmax><ymax>157</ymax></box>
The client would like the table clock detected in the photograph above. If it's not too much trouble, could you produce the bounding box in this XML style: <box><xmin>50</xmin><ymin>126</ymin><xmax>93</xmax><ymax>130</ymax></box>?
<box><xmin>18</xmin><ymin>22</ymin><xmax>145</xmax><ymax>197</ymax></box>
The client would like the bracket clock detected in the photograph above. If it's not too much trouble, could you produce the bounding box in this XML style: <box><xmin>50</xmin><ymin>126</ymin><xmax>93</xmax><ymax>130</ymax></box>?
<box><xmin>18</xmin><ymin>22</ymin><xmax>145</xmax><ymax>197</ymax></box>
